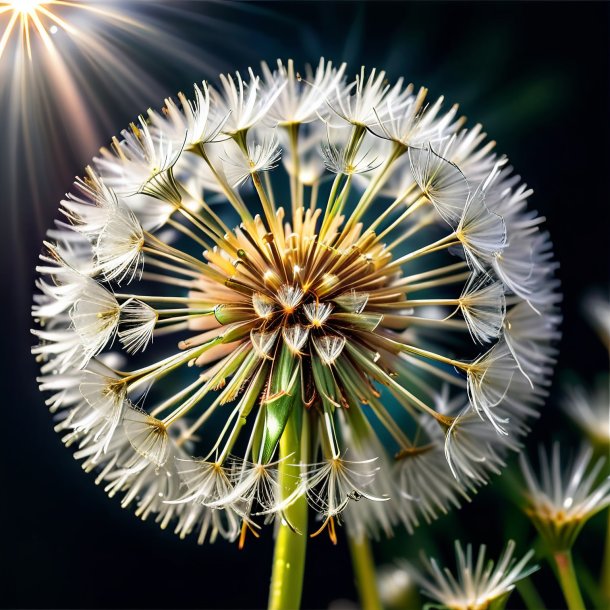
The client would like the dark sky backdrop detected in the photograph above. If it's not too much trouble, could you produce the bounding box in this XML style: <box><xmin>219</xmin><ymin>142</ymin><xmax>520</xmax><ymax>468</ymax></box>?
<box><xmin>2</xmin><ymin>2</ymin><xmax>609</xmax><ymax>609</ymax></box>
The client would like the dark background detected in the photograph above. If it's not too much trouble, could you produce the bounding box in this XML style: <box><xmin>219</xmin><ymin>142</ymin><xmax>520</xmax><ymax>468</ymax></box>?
<box><xmin>2</xmin><ymin>2</ymin><xmax>609</xmax><ymax>609</ymax></box>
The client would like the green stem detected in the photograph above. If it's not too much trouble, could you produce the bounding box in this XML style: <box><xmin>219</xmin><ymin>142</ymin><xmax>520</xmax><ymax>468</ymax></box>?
<box><xmin>576</xmin><ymin>553</ymin><xmax>606</xmax><ymax>610</ymax></box>
<box><xmin>287</xmin><ymin>122</ymin><xmax>301</xmax><ymax>216</ymax></box>
<box><xmin>268</xmin><ymin>412</ymin><xmax>308</xmax><ymax>610</ymax></box>
<box><xmin>347</xmin><ymin>533</ymin><xmax>382</xmax><ymax>610</ymax></box>
<box><xmin>552</xmin><ymin>550</ymin><xmax>586</xmax><ymax>610</ymax></box>
<box><xmin>602</xmin><ymin>507</ymin><xmax>610</xmax><ymax>603</ymax></box>
<box><xmin>347</xmin><ymin>141</ymin><xmax>404</xmax><ymax>229</ymax></box>
<box><xmin>517</xmin><ymin>577</ymin><xmax>547</xmax><ymax>610</ymax></box>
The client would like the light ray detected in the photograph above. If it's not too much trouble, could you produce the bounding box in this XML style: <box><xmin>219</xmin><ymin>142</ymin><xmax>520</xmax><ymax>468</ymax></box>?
<box><xmin>0</xmin><ymin>9</ymin><xmax>18</xmax><ymax>57</ymax></box>
<box><xmin>0</xmin><ymin>0</ymin><xmax>271</xmax><ymax>304</ymax></box>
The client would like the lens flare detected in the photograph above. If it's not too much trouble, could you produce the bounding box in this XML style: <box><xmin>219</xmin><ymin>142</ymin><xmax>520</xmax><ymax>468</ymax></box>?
<box><xmin>1</xmin><ymin>1</ymin><xmax>93</xmax><ymax>60</ymax></box>
<box><xmin>0</xmin><ymin>1</ymin><xmax>152</xmax><ymax>158</ymax></box>
<box><xmin>0</xmin><ymin>1</ymin><xmax>269</xmax><ymax>297</ymax></box>
<box><xmin>0</xmin><ymin>1</ymin><xmax>196</xmax><ymax>155</ymax></box>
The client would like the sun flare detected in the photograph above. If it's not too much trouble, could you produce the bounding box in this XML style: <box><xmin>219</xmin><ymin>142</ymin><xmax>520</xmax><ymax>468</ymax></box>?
<box><xmin>10</xmin><ymin>0</ymin><xmax>46</xmax><ymax>13</ymax></box>
<box><xmin>0</xmin><ymin>1</ymin><xmax>135</xmax><ymax>60</ymax></box>
<box><xmin>1</xmin><ymin>1</ymin><xmax>73</xmax><ymax>59</ymax></box>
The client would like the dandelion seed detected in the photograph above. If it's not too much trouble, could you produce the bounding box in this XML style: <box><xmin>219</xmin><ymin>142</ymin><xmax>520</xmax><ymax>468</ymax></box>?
<box><xmin>262</xmin><ymin>58</ymin><xmax>347</xmax><ymax>125</ymax></box>
<box><xmin>124</xmin><ymin>408</ymin><xmax>171</xmax><ymax>467</ymax></box>
<box><xmin>70</xmin><ymin>280</ymin><xmax>121</xmax><ymax>363</ymax></box>
<box><xmin>148</xmin><ymin>81</ymin><xmax>225</xmax><ymax>148</ymax></box>
<box><xmin>215</xmin><ymin>68</ymin><xmax>286</xmax><ymax>136</ymax></box>
<box><xmin>458</xmin><ymin>274</ymin><xmax>506</xmax><ymax>344</ymax></box>
<box><xmin>118</xmin><ymin>300</ymin><xmax>157</xmax><ymax>354</ymax></box>
<box><xmin>320</xmin><ymin>138</ymin><xmax>382</xmax><ymax>175</ymax></box>
<box><xmin>456</xmin><ymin>189</ymin><xmax>507</xmax><ymax>273</ymax></box>
<box><xmin>222</xmin><ymin>131</ymin><xmax>282</xmax><ymax>187</ymax></box>
<box><xmin>94</xmin><ymin>118</ymin><xmax>182</xmax><ymax>201</ymax></box>
<box><xmin>409</xmin><ymin>143</ymin><xmax>471</xmax><ymax>224</ymax></box>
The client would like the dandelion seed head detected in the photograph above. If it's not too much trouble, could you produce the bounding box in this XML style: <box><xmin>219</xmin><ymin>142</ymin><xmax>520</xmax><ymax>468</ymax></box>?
<box><xmin>407</xmin><ymin>540</ymin><xmax>538</xmax><ymax>610</ymax></box>
<box><xmin>32</xmin><ymin>58</ymin><xmax>561</xmax><ymax>544</ymax></box>
<box><xmin>520</xmin><ymin>443</ymin><xmax>610</xmax><ymax>551</ymax></box>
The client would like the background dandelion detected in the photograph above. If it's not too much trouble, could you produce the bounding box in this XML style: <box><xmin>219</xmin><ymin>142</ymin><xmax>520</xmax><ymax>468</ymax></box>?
<box><xmin>3</xmin><ymin>2</ymin><xmax>609</xmax><ymax>609</ymax></box>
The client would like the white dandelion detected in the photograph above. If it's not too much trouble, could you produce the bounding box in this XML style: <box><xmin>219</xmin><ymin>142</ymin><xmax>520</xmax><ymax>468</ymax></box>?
<box><xmin>32</xmin><ymin>59</ymin><xmax>559</xmax><ymax>560</ymax></box>
<box><xmin>409</xmin><ymin>540</ymin><xmax>537</xmax><ymax>610</ymax></box>
<box><xmin>520</xmin><ymin>443</ymin><xmax>610</xmax><ymax>551</ymax></box>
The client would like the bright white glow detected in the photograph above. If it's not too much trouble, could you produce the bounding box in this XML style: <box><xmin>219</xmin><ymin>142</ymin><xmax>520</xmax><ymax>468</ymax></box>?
<box><xmin>8</xmin><ymin>0</ymin><xmax>45</xmax><ymax>14</ymax></box>
<box><xmin>0</xmin><ymin>1</ymin><xmax>68</xmax><ymax>61</ymax></box>
<box><xmin>0</xmin><ymin>0</ymin><xmax>241</xmax><ymax>271</ymax></box>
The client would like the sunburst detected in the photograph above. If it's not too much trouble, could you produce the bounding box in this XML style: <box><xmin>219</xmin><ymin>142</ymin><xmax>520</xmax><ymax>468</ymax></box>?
<box><xmin>0</xmin><ymin>1</ymin><xmax>146</xmax><ymax>60</ymax></box>
<box><xmin>0</xmin><ymin>0</ymin><xmax>258</xmax><ymax>290</ymax></box>
<box><xmin>0</xmin><ymin>1</ymin><xmax>147</xmax><ymax>159</ymax></box>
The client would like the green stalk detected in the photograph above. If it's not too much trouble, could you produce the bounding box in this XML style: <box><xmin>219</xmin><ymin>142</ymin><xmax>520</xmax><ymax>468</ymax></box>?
<box><xmin>268</xmin><ymin>412</ymin><xmax>308</xmax><ymax>610</ymax></box>
<box><xmin>602</xmin><ymin>507</ymin><xmax>610</xmax><ymax>603</ymax></box>
<box><xmin>516</xmin><ymin>577</ymin><xmax>547</xmax><ymax>610</ymax></box>
<box><xmin>552</xmin><ymin>550</ymin><xmax>586</xmax><ymax>610</ymax></box>
<box><xmin>348</xmin><ymin>534</ymin><xmax>382</xmax><ymax>610</ymax></box>
<box><xmin>577</xmin><ymin>555</ymin><xmax>606</xmax><ymax>610</ymax></box>
<box><xmin>287</xmin><ymin>122</ymin><xmax>302</xmax><ymax>215</ymax></box>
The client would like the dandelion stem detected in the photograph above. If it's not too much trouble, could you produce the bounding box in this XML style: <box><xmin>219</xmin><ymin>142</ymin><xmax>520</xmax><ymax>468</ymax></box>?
<box><xmin>252</xmin><ymin>171</ymin><xmax>283</xmax><ymax>243</ymax></box>
<box><xmin>288</xmin><ymin>122</ymin><xmax>301</xmax><ymax>216</ymax></box>
<box><xmin>576</xmin><ymin>557</ymin><xmax>606</xmax><ymax>610</ymax></box>
<box><xmin>602</xmin><ymin>507</ymin><xmax>610</xmax><ymax>603</ymax></box>
<box><xmin>166</xmin><ymin>217</ymin><xmax>210</xmax><ymax>249</ymax></box>
<box><xmin>348</xmin><ymin>140</ymin><xmax>404</xmax><ymax>228</ymax></box>
<box><xmin>268</xmin><ymin>410</ymin><xmax>308</xmax><ymax>610</ymax></box>
<box><xmin>517</xmin><ymin>577</ymin><xmax>547</xmax><ymax>610</ymax></box>
<box><xmin>309</xmin><ymin>181</ymin><xmax>319</xmax><ymax>212</ymax></box>
<box><xmin>552</xmin><ymin>550</ymin><xmax>586</xmax><ymax>610</ymax></box>
<box><xmin>347</xmin><ymin>534</ymin><xmax>382</xmax><ymax>610</ymax></box>
<box><xmin>198</xmin><ymin>143</ymin><xmax>254</xmax><ymax>225</ymax></box>
<box><xmin>319</xmin><ymin>173</ymin><xmax>343</xmax><ymax>239</ymax></box>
